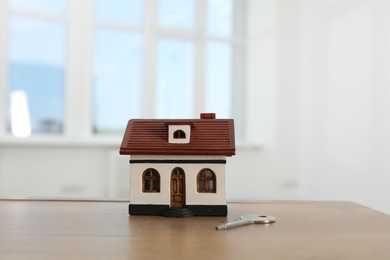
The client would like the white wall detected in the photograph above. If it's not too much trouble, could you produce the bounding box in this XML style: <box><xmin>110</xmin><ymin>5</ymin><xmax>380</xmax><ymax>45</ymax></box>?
<box><xmin>235</xmin><ymin>0</ymin><xmax>390</xmax><ymax>214</ymax></box>
<box><xmin>1</xmin><ymin>0</ymin><xmax>389</xmax><ymax>215</ymax></box>
<box><xmin>228</xmin><ymin>0</ymin><xmax>303</xmax><ymax>203</ymax></box>
<box><xmin>129</xmin><ymin>155</ymin><xmax>226</xmax><ymax>206</ymax></box>
<box><xmin>299</xmin><ymin>0</ymin><xmax>390</xmax><ymax>214</ymax></box>
<box><xmin>0</xmin><ymin>145</ymin><xmax>110</xmax><ymax>198</ymax></box>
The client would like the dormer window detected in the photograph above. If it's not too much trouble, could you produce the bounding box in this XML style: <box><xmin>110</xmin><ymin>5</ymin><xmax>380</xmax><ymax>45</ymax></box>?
<box><xmin>168</xmin><ymin>125</ymin><xmax>191</xmax><ymax>144</ymax></box>
<box><xmin>173</xmin><ymin>130</ymin><xmax>186</xmax><ymax>139</ymax></box>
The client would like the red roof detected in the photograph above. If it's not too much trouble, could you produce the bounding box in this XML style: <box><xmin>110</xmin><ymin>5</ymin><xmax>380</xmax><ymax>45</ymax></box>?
<box><xmin>119</xmin><ymin>117</ymin><xmax>235</xmax><ymax>156</ymax></box>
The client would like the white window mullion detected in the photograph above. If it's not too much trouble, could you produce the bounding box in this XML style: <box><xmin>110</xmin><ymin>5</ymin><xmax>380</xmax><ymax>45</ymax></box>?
<box><xmin>157</xmin><ymin>27</ymin><xmax>196</xmax><ymax>40</ymax></box>
<box><xmin>94</xmin><ymin>21</ymin><xmax>142</xmax><ymax>32</ymax></box>
<box><xmin>0</xmin><ymin>0</ymin><xmax>8</xmax><ymax>136</ymax></box>
<box><xmin>9</xmin><ymin>10</ymin><xmax>67</xmax><ymax>22</ymax></box>
<box><xmin>142</xmin><ymin>0</ymin><xmax>157</xmax><ymax>118</ymax></box>
<box><xmin>0</xmin><ymin>0</ymin><xmax>247</xmax><ymax>139</ymax></box>
<box><xmin>194</xmin><ymin>0</ymin><xmax>206</xmax><ymax>115</ymax></box>
<box><xmin>64</xmin><ymin>0</ymin><xmax>94</xmax><ymax>138</ymax></box>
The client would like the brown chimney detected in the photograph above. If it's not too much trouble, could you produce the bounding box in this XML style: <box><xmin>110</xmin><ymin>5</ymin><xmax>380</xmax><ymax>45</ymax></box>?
<box><xmin>200</xmin><ymin>113</ymin><xmax>216</xmax><ymax>119</ymax></box>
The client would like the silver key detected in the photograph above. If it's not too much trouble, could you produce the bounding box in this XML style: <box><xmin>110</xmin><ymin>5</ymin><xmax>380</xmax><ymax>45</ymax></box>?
<box><xmin>216</xmin><ymin>215</ymin><xmax>276</xmax><ymax>230</ymax></box>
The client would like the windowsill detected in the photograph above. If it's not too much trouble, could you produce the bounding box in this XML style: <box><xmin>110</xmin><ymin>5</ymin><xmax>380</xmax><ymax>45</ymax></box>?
<box><xmin>0</xmin><ymin>135</ymin><xmax>261</xmax><ymax>150</ymax></box>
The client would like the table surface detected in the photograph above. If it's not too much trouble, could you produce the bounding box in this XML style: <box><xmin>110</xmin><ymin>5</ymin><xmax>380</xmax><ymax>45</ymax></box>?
<box><xmin>0</xmin><ymin>199</ymin><xmax>389</xmax><ymax>259</ymax></box>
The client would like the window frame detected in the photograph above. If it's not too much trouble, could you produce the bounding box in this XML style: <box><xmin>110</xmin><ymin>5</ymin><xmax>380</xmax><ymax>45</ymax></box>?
<box><xmin>0</xmin><ymin>0</ymin><xmax>248</xmax><ymax>144</ymax></box>
<box><xmin>197</xmin><ymin>168</ymin><xmax>216</xmax><ymax>193</ymax></box>
<box><xmin>142</xmin><ymin>168</ymin><xmax>160</xmax><ymax>193</ymax></box>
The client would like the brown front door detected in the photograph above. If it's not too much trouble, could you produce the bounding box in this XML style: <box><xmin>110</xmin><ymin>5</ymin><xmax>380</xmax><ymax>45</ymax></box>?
<box><xmin>170</xmin><ymin>168</ymin><xmax>185</xmax><ymax>208</ymax></box>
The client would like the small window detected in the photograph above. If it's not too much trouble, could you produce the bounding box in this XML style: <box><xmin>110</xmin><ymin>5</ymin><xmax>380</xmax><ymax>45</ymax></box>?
<box><xmin>197</xmin><ymin>168</ymin><xmax>216</xmax><ymax>193</ymax></box>
<box><xmin>168</xmin><ymin>125</ymin><xmax>190</xmax><ymax>143</ymax></box>
<box><xmin>173</xmin><ymin>129</ymin><xmax>186</xmax><ymax>139</ymax></box>
<box><xmin>142</xmin><ymin>168</ymin><xmax>160</xmax><ymax>192</ymax></box>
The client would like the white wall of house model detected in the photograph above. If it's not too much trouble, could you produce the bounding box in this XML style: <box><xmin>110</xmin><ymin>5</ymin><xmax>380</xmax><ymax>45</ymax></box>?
<box><xmin>129</xmin><ymin>155</ymin><xmax>227</xmax><ymax>206</ymax></box>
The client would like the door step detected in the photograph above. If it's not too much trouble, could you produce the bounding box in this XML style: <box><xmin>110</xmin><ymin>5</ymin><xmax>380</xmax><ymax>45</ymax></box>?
<box><xmin>162</xmin><ymin>207</ymin><xmax>193</xmax><ymax>218</ymax></box>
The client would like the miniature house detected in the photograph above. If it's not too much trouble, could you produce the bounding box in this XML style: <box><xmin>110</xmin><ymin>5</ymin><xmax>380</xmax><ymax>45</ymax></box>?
<box><xmin>119</xmin><ymin>113</ymin><xmax>235</xmax><ymax>217</ymax></box>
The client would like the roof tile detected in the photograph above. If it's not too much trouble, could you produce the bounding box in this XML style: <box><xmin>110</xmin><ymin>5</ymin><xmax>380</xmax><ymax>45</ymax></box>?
<box><xmin>119</xmin><ymin>118</ymin><xmax>235</xmax><ymax>156</ymax></box>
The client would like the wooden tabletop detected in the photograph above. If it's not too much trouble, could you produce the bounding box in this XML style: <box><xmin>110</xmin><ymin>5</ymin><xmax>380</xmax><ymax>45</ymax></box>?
<box><xmin>0</xmin><ymin>200</ymin><xmax>389</xmax><ymax>259</ymax></box>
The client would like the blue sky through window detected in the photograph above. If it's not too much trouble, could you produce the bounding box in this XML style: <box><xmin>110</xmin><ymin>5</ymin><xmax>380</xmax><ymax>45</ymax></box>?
<box><xmin>156</xmin><ymin>38</ymin><xmax>195</xmax><ymax>118</ymax></box>
<box><xmin>95</xmin><ymin>0</ymin><xmax>143</xmax><ymax>25</ymax></box>
<box><xmin>158</xmin><ymin>0</ymin><xmax>196</xmax><ymax>30</ymax></box>
<box><xmin>93</xmin><ymin>29</ymin><xmax>143</xmax><ymax>133</ymax></box>
<box><xmin>205</xmin><ymin>41</ymin><xmax>232</xmax><ymax>118</ymax></box>
<box><xmin>207</xmin><ymin>0</ymin><xmax>233</xmax><ymax>37</ymax></box>
<box><xmin>8</xmin><ymin>17</ymin><xmax>66</xmax><ymax>135</ymax></box>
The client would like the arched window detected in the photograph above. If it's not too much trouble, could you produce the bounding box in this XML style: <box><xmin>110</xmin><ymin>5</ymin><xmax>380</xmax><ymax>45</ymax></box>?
<box><xmin>142</xmin><ymin>168</ymin><xmax>160</xmax><ymax>192</ymax></box>
<box><xmin>197</xmin><ymin>168</ymin><xmax>216</xmax><ymax>193</ymax></box>
<box><xmin>173</xmin><ymin>129</ymin><xmax>186</xmax><ymax>139</ymax></box>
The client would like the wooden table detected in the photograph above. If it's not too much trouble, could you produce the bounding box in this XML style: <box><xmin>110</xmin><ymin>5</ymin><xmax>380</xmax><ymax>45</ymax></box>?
<box><xmin>0</xmin><ymin>200</ymin><xmax>389</xmax><ymax>259</ymax></box>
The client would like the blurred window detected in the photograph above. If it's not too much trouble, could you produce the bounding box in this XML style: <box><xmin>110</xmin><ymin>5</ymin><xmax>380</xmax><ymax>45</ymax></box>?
<box><xmin>6</xmin><ymin>1</ymin><xmax>67</xmax><ymax>136</ymax></box>
<box><xmin>1</xmin><ymin>0</ymin><xmax>246</xmax><ymax>138</ymax></box>
<box><xmin>92</xmin><ymin>0</ymin><xmax>245</xmax><ymax>134</ymax></box>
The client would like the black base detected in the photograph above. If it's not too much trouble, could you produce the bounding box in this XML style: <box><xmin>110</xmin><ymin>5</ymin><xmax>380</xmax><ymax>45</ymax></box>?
<box><xmin>129</xmin><ymin>204</ymin><xmax>169</xmax><ymax>215</ymax></box>
<box><xmin>129</xmin><ymin>204</ymin><xmax>227</xmax><ymax>216</ymax></box>
<box><xmin>187</xmin><ymin>205</ymin><xmax>227</xmax><ymax>216</ymax></box>
<box><xmin>162</xmin><ymin>208</ymin><xmax>193</xmax><ymax>218</ymax></box>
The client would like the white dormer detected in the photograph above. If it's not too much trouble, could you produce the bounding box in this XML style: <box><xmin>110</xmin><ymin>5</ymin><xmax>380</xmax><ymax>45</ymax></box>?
<box><xmin>168</xmin><ymin>125</ymin><xmax>191</xmax><ymax>144</ymax></box>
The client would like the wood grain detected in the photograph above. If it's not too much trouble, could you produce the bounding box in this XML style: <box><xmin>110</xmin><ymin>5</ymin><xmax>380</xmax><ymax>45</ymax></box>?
<box><xmin>0</xmin><ymin>200</ymin><xmax>389</xmax><ymax>259</ymax></box>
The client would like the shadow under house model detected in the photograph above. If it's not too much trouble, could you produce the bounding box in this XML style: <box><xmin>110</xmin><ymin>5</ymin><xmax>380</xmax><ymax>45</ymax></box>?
<box><xmin>119</xmin><ymin>113</ymin><xmax>236</xmax><ymax>217</ymax></box>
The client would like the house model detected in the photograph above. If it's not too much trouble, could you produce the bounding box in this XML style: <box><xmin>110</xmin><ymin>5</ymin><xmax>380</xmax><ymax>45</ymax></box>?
<box><xmin>119</xmin><ymin>113</ymin><xmax>235</xmax><ymax>217</ymax></box>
